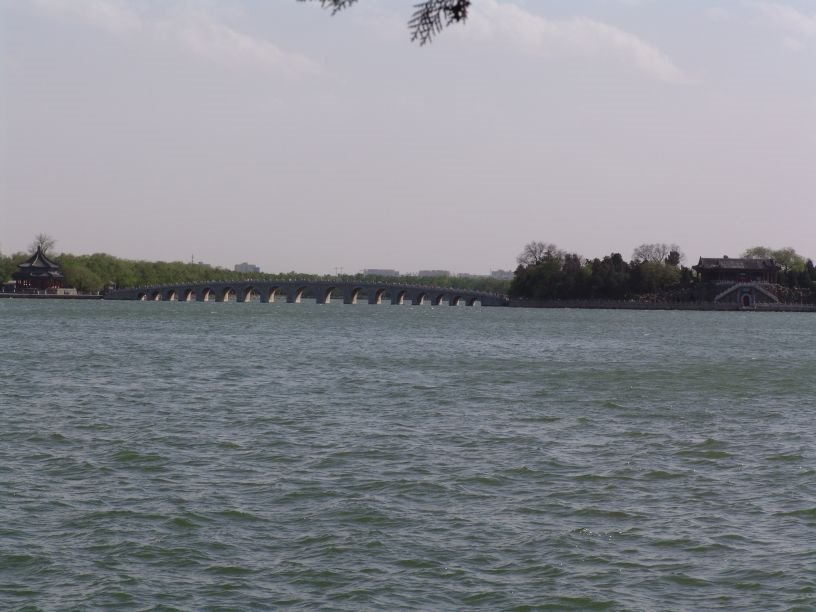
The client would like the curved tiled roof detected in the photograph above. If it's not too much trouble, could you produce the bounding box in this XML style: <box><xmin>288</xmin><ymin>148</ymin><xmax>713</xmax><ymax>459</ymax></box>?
<box><xmin>16</xmin><ymin>246</ymin><xmax>61</xmax><ymax>270</ymax></box>
<box><xmin>12</xmin><ymin>246</ymin><xmax>64</xmax><ymax>280</ymax></box>
<box><xmin>694</xmin><ymin>257</ymin><xmax>780</xmax><ymax>271</ymax></box>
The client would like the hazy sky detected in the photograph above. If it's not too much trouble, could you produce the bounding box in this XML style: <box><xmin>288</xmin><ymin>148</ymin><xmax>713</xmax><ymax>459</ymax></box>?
<box><xmin>2</xmin><ymin>0</ymin><xmax>815</xmax><ymax>274</ymax></box>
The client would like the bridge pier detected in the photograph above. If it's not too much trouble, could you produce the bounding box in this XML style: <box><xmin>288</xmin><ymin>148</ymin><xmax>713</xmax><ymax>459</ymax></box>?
<box><xmin>287</xmin><ymin>287</ymin><xmax>305</xmax><ymax>304</ymax></box>
<box><xmin>315</xmin><ymin>286</ymin><xmax>336</xmax><ymax>305</ymax></box>
<box><xmin>369</xmin><ymin>288</ymin><xmax>386</xmax><ymax>305</ymax></box>
<box><xmin>343</xmin><ymin>288</ymin><xmax>361</xmax><ymax>305</ymax></box>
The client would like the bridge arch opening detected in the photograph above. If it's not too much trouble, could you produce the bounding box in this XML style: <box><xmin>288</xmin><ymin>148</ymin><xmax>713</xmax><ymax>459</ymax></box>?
<box><xmin>150</xmin><ymin>291</ymin><xmax>161</xmax><ymax>301</ymax></box>
<box><xmin>165</xmin><ymin>290</ymin><xmax>177</xmax><ymax>301</ymax></box>
<box><xmin>371</xmin><ymin>288</ymin><xmax>388</xmax><ymax>305</ymax></box>
<box><xmin>347</xmin><ymin>287</ymin><xmax>363</xmax><ymax>305</ymax></box>
<box><xmin>466</xmin><ymin>297</ymin><xmax>481</xmax><ymax>307</ymax></box>
<box><xmin>241</xmin><ymin>287</ymin><xmax>260</xmax><ymax>303</ymax></box>
<box><xmin>264</xmin><ymin>287</ymin><xmax>280</xmax><ymax>303</ymax></box>
<box><xmin>413</xmin><ymin>293</ymin><xmax>428</xmax><ymax>306</ymax></box>
<box><xmin>450</xmin><ymin>295</ymin><xmax>463</xmax><ymax>307</ymax></box>
<box><xmin>431</xmin><ymin>294</ymin><xmax>446</xmax><ymax>306</ymax></box>
<box><xmin>220</xmin><ymin>287</ymin><xmax>236</xmax><ymax>302</ymax></box>
<box><xmin>290</xmin><ymin>287</ymin><xmax>307</xmax><ymax>304</ymax></box>
<box><xmin>137</xmin><ymin>292</ymin><xmax>147</xmax><ymax>301</ymax></box>
<box><xmin>392</xmin><ymin>290</ymin><xmax>407</xmax><ymax>305</ymax></box>
<box><xmin>318</xmin><ymin>286</ymin><xmax>338</xmax><ymax>305</ymax></box>
<box><xmin>182</xmin><ymin>289</ymin><xmax>195</xmax><ymax>302</ymax></box>
<box><xmin>200</xmin><ymin>288</ymin><xmax>214</xmax><ymax>302</ymax></box>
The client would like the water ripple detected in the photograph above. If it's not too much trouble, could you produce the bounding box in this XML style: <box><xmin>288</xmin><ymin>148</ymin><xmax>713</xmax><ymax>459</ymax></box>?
<box><xmin>2</xmin><ymin>302</ymin><xmax>815</xmax><ymax>609</ymax></box>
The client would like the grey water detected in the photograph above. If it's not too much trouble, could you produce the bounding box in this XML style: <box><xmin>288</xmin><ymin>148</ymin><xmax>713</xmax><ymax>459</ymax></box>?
<box><xmin>1</xmin><ymin>300</ymin><xmax>815</xmax><ymax>610</ymax></box>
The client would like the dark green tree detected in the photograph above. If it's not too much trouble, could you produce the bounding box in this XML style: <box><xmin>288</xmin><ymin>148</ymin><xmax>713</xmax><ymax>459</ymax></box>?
<box><xmin>0</xmin><ymin>251</ymin><xmax>28</xmax><ymax>284</ymax></box>
<box><xmin>666</xmin><ymin>250</ymin><xmax>682</xmax><ymax>266</ymax></box>
<box><xmin>516</xmin><ymin>241</ymin><xmax>563</xmax><ymax>267</ymax></box>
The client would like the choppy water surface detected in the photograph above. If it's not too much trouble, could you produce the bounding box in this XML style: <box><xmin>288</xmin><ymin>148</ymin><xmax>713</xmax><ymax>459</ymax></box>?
<box><xmin>2</xmin><ymin>301</ymin><xmax>815</xmax><ymax>610</ymax></box>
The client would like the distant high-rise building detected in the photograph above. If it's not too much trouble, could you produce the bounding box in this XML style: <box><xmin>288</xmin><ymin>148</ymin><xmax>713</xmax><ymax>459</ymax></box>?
<box><xmin>234</xmin><ymin>262</ymin><xmax>261</xmax><ymax>273</ymax></box>
<box><xmin>363</xmin><ymin>269</ymin><xmax>400</xmax><ymax>277</ymax></box>
<box><xmin>490</xmin><ymin>270</ymin><xmax>514</xmax><ymax>280</ymax></box>
<box><xmin>418</xmin><ymin>270</ymin><xmax>450</xmax><ymax>278</ymax></box>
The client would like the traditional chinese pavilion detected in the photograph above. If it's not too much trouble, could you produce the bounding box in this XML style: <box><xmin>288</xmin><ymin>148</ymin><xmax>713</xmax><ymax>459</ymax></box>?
<box><xmin>693</xmin><ymin>256</ymin><xmax>782</xmax><ymax>307</ymax></box>
<box><xmin>12</xmin><ymin>247</ymin><xmax>64</xmax><ymax>292</ymax></box>
<box><xmin>693</xmin><ymin>256</ymin><xmax>781</xmax><ymax>284</ymax></box>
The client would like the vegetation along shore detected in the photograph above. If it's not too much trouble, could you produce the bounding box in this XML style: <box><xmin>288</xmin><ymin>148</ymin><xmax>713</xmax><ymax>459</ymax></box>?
<box><xmin>2</xmin><ymin>237</ymin><xmax>815</xmax><ymax>308</ymax></box>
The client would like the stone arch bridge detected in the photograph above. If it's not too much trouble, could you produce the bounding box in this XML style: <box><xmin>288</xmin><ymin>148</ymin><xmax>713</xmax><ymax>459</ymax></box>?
<box><xmin>105</xmin><ymin>280</ymin><xmax>509</xmax><ymax>307</ymax></box>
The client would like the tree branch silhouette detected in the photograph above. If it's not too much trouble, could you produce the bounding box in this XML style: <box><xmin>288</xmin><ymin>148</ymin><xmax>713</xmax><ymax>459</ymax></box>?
<box><xmin>300</xmin><ymin>0</ymin><xmax>471</xmax><ymax>44</ymax></box>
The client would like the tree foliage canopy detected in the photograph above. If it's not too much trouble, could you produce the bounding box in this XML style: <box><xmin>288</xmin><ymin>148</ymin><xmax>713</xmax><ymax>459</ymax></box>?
<box><xmin>742</xmin><ymin>246</ymin><xmax>806</xmax><ymax>272</ymax></box>
<box><xmin>300</xmin><ymin>0</ymin><xmax>471</xmax><ymax>44</ymax></box>
<box><xmin>516</xmin><ymin>241</ymin><xmax>565</xmax><ymax>267</ymax></box>
<box><xmin>511</xmin><ymin>240</ymin><xmax>816</xmax><ymax>303</ymax></box>
<box><xmin>631</xmin><ymin>243</ymin><xmax>683</xmax><ymax>265</ymax></box>
<box><xmin>0</xmin><ymin>249</ymin><xmax>508</xmax><ymax>295</ymax></box>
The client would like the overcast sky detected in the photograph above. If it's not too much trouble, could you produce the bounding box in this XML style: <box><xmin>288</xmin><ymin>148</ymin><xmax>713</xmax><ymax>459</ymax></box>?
<box><xmin>2</xmin><ymin>0</ymin><xmax>815</xmax><ymax>274</ymax></box>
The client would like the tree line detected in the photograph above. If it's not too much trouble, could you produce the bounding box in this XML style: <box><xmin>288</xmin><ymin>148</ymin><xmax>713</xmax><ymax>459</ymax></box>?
<box><xmin>0</xmin><ymin>246</ymin><xmax>509</xmax><ymax>295</ymax></box>
<box><xmin>509</xmin><ymin>241</ymin><xmax>816</xmax><ymax>302</ymax></box>
<box><xmin>4</xmin><ymin>236</ymin><xmax>813</xmax><ymax>300</ymax></box>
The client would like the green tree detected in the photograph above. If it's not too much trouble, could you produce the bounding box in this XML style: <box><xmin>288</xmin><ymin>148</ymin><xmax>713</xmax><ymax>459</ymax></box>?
<box><xmin>742</xmin><ymin>246</ymin><xmax>806</xmax><ymax>273</ymax></box>
<box><xmin>742</xmin><ymin>246</ymin><xmax>773</xmax><ymax>259</ymax></box>
<box><xmin>0</xmin><ymin>253</ymin><xmax>14</xmax><ymax>283</ymax></box>
<box><xmin>59</xmin><ymin>257</ymin><xmax>104</xmax><ymax>293</ymax></box>
<box><xmin>0</xmin><ymin>251</ymin><xmax>28</xmax><ymax>284</ymax></box>
<box><xmin>633</xmin><ymin>260</ymin><xmax>680</xmax><ymax>294</ymax></box>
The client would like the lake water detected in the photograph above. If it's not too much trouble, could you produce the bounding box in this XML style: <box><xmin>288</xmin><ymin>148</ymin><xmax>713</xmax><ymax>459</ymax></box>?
<box><xmin>2</xmin><ymin>300</ymin><xmax>815</xmax><ymax>610</ymax></box>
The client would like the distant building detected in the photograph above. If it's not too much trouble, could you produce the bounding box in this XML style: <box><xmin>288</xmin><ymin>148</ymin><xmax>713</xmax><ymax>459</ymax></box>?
<box><xmin>13</xmin><ymin>247</ymin><xmax>64</xmax><ymax>293</ymax></box>
<box><xmin>693</xmin><ymin>256</ymin><xmax>782</xmax><ymax>307</ymax></box>
<box><xmin>363</xmin><ymin>269</ymin><xmax>400</xmax><ymax>277</ymax></box>
<box><xmin>693</xmin><ymin>257</ymin><xmax>780</xmax><ymax>284</ymax></box>
<box><xmin>456</xmin><ymin>272</ymin><xmax>479</xmax><ymax>279</ymax></box>
<box><xmin>234</xmin><ymin>262</ymin><xmax>260</xmax><ymax>273</ymax></box>
<box><xmin>490</xmin><ymin>269</ymin><xmax>514</xmax><ymax>280</ymax></box>
<box><xmin>363</xmin><ymin>268</ymin><xmax>401</xmax><ymax>277</ymax></box>
<box><xmin>418</xmin><ymin>270</ymin><xmax>450</xmax><ymax>277</ymax></box>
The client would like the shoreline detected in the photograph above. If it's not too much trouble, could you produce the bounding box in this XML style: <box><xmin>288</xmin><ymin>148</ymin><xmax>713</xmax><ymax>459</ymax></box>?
<box><xmin>509</xmin><ymin>299</ymin><xmax>816</xmax><ymax>312</ymax></box>
<box><xmin>2</xmin><ymin>293</ymin><xmax>815</xmax><ymax>311</ymax></box>
<box><xmin>0</xmin><ymin>294</ymin><xmax>103</xmax><ymax>300</ymax></box>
